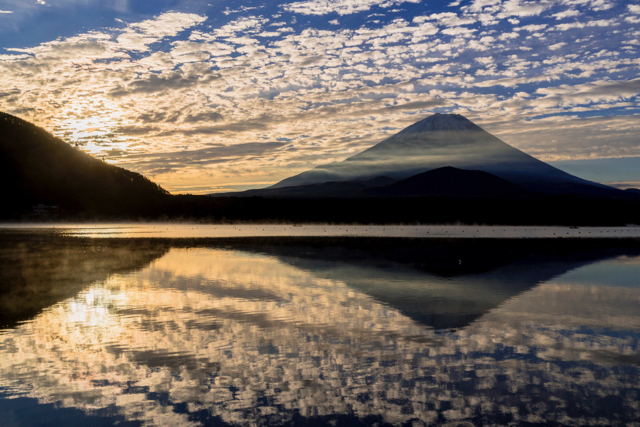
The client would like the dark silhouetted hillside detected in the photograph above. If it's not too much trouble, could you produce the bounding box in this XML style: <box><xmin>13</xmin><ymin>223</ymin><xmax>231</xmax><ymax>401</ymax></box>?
<box><xmin>0</xmin><ymin>112</ymin><xmax>169</xmax><ymax>219</ymax></box>
<box><xmin>220</xmin><ymin>167</ymin><xmax>534</xmax><ymax>199</ymax></box>
<box><xmin>216</xmin><ymin>176</ymin><xmax>399</xmax><ymax>198</ymax></box>
<box><xmin>356</xmin><ymin>167</ymin><xmax>531</xmax><ymax>198</ymax></box>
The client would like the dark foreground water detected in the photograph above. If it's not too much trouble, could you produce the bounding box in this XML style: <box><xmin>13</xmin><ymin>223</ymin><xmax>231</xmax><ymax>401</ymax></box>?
<box><xmin>0</xmin><ymin>233</ymin><xmax>639</xmax><ymax>426</ymax></box>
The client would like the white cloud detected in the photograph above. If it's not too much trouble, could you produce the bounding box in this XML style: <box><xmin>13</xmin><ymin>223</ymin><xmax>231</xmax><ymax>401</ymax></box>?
<box><xmin>588</xmin><ymin>0</ymin><xmax>613</xmax><ymax>11</ymax></box>
<box><xmin>548</xmin><ymin>42</ymin><xmax>566</xmax><ymax>50</ymax></box>
<box><xmin>464</xmin><ymin>0</ymin><xmax>552</xmax><ymax>18</ymax></box>
<box><xmin>519</xmin><ymin>24</ymin><xmax>547</xmax><ymax>31</ymax></box>
<box><xmin>464</xmin><ymin>0</ymin><xmax>501</xmax><ymax>13</ymax></box>
<box><xmin>258</xmin><ymin>31</ymin><xmax>281</xmax><ymax>37</ymax></box>
<box><xmin>498</xmin><ymin>0</ymin><xmax>552</xmax><ymax>18</ymax></box>
<box><xmin>628</xmin><ymin>4</ymin><xmax>640</xmax><ymax>14</ymax></box>
<box><xmin>223</xmin><ymin>5</ymin><xmax>263</xmax><ymax>15</ymax></box>
<box><xmin>535</xmin><ymin>79</ymin><xmax>640</xmax><ymax>106</ymax></box>
<box><xmin>0</xmin><ymin>10</ymin><xmax>13</xmax><ymax>13</ymax></box>
<box><xmin>498</xmin><ymin>31</ymin><xmax>519</xmax><ymax>40</ymax></box>
<box><xmin>552</xmin><ymin>9</ymin><xmax>580</xmax><ymax>19</ymax></box>
<box><xmin>441</xmin><ymin>26</ymin><xmax>476</xmax><ymax>36</ymax></box>
<box><xmin>475</xmin><ymin>56</ymin><xmax>494</xmax><ymax>64</ymax></box>
<box><xmin>551</xmin><ymin>18</ymin><xmax>618</xmax><ymax>32</ymax></box>
<box><xmin>117</xmin><ymin>13</ymin><xmax>206</xmax><ymax>51</ymax></box>
<box><xmin>282</xmin><ymin>0</ymin><xmax>420</xmax><ymax>16</ymax></box>
<box><xmin>413</xmin><ymin>12</ymin><xmax>476</xmax><ymax>27</ymax></box>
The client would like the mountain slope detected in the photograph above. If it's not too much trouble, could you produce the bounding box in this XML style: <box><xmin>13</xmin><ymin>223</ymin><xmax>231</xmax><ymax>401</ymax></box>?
<box><xmin>271</xmin><ymin>113</ymin><xmax>618</xmax><ymax>196</ymax></box>
<box><xmin>215</xmin><ymin>167</ymin><xmax>531</xmax><ymax>199</ymax></box>
<box><xmin>216</xmin><ymin>176</ymin><xmax>398</xmax><ymax>198</ymax></box>
<box><xmin>0</xmin><ymin>112</ymin><xmax>169</xmax><ymax>218</ymax></box>
<box><xmin>356</xmin><ymin>167</ymin><xmax>531</xmax><ymax>198</ymax></box>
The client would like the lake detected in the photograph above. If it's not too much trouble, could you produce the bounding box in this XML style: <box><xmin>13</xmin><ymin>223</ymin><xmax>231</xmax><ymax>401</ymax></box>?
<box><xmin>2</xmin><ymin>223</ymin><xmax>640</xmax><ymax>238</ymax></box>
<box><xmin>0</xmin><ymin>228</ymin><xmax>639</xmax><ymax>426</ymax></box>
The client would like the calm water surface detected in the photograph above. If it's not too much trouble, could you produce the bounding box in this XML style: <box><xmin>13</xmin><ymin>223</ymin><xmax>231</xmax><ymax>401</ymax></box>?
<box><xmin>2</xmin><ymin>223</ymin><xmax>640</xmax><ymax>238</ymax></box>
<box><xmin>0</xmin><ymin>234</ymin><xmax>639</xmax><ymax>426</ymax></box>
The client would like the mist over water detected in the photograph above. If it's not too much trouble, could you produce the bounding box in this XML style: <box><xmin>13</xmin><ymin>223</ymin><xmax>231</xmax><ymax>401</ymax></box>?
<box><xmin>0</xmin><ymin>233</ymin><xmax>639</xmax><ymax>426</ymax></box>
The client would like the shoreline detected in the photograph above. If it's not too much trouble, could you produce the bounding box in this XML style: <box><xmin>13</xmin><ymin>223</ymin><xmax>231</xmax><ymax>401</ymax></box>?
<box><xmin>2</xmin><ymin>223</ymin><xmax>640</xmax><ymax>239</ymax></box>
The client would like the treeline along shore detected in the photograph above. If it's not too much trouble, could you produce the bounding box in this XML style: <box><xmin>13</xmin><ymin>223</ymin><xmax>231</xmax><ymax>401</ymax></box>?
<box><xmin>7</xmin><ymin>194</ymin><xmax>640</xmax><ymax>226</ymax></box>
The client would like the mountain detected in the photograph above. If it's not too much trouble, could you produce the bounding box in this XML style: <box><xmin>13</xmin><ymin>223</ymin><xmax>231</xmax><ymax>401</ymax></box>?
<box><xmin>356</xmin><ymin>166</ymin><xmax>531</xmax><ymax>198</ymax></box>
<box><xmin>0</xmin><ymin>112</ymin><xmax>169</xmax><ymax>218</ymax></box>
<box><xmin>220</xmin><ymin>167</ymin><xmax>532</xmax><ymax>199</ymax></box>
<box><xmin>268</xmin><ymin>113</ymin><xmax>620</xmax><ymax>197</ymax></box>
<box><xmin>221</xmin><ymin>175</ymin><xmax>399</xmax><ymax>198</ymax></box>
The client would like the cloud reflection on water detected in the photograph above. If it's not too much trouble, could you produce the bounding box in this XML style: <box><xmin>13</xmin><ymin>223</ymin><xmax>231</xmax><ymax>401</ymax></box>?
<box><xmin>0</xmin><ymin>243</ymin><xmax>639</xmax><ymax>425</ymax></box>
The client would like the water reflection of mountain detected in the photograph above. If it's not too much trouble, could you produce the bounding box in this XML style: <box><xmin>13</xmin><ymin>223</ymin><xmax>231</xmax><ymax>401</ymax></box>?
<box><xmin>218</xmin><ymin>238</ymin><xmax>640</xmax><ymax>330</ymax></box>
<box><xmin>0</xmin><ymin>234</ymin><xmax>170</xmax><ymax>328</ymax></box>
<box><xmin>1</xmin><ymin>235</ymin><xmax>639</xmax><ymax>426</ymax></box>
<box><xmin>3</xmin><ymin>235</ymin><xmax>637</xmax><ymax>332</ymax></box>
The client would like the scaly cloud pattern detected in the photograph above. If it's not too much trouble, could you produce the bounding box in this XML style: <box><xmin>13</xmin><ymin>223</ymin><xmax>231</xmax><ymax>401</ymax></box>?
<box><xmin>0</xmin><ymin>0</ymin><xmax>639</xmax><ymax>193</ymax></box>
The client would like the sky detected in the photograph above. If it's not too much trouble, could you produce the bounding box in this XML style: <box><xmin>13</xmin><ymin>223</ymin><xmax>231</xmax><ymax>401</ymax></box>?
<box><xmin>0</xmin><ymin>0</ymin><xmax>639</xmax><ymax>194</ymax></box>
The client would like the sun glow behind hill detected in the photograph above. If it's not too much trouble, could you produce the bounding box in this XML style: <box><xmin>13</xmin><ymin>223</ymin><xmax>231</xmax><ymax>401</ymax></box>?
<box><xmin>61</xmin><ymin>112</ymin><xmax>128</xmax><ymax>160</ymax></box>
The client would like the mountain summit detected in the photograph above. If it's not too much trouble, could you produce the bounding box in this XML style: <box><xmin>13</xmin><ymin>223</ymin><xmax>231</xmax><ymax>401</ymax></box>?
<box><xmin>270</xmin><ymin>113</ymin><xmax>612</xmax><ymax>196</ymax></box>
<box><xmin>386</xmin><ymin>113</ymin><xmax>479</xmax><ymax>133</ymax></box>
